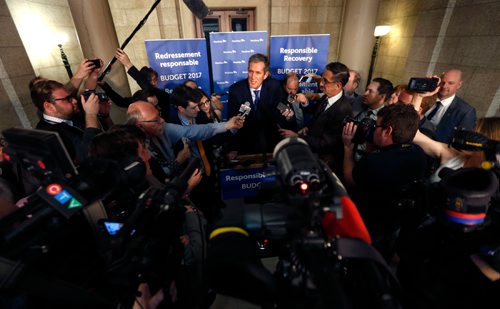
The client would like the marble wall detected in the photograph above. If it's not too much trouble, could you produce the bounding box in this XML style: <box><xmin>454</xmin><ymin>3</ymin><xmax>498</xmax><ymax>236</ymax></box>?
<box><xmin>373</xmin><ymin>0</ymin><xmax>500</xmax><ymax>116</ymax></box>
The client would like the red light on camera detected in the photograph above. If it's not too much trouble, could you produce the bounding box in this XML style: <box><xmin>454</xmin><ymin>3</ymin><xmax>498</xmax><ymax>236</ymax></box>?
<box><xmin>37</xmin><ymin>160</ymin><xmax>46</xmax><ymax>170</ymax></box>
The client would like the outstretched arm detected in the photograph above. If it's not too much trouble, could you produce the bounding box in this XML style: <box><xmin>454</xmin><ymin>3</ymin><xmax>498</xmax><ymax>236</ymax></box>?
<box><xmin>413</xmin><ymin>130</ymin><xmax>459</xmax><ymax>165</ymax></box>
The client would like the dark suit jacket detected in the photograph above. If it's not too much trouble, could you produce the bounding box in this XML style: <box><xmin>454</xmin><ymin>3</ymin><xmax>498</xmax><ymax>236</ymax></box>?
<box><xmin>303</xmin><ymin>94</ymin><xmax>353</xmax><ymax>179</ymax></box>
<box><xmin>228</xmin><ymin>77</ymin><xmax>284</xmax><ymax>154</ymax></box>
<box><xmin>36</xmin><ymin>119</ymin><xmax>100</xmax><ymax>164</ymax></box>
<box><xmin>127</xmin><ymin>66</ymin><xmax>171</xmax><ymax>120</ymax></box>
<box><xmin>435</xmin><ymin>96</ymin><xmax>476</xmax><ymax>143</ymax></box>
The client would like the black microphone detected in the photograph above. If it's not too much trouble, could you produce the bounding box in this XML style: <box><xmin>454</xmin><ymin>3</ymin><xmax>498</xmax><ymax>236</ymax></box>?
<box><xmin>238</xmin><ymin>101</ymin><xmax>252</xmax><ymax>117</ymax></box>
<box><xmin>183</xmin><ymin>0</ymin><xmax>209</xmax><ymax>19</ymax></box>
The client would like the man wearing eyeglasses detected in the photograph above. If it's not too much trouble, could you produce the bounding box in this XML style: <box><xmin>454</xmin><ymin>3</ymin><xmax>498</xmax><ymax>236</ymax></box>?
<box><xmin>279</xmin><ymin>62</ymin><xmax>353</xmax><ymax>180</ymax></box>
<box><xmin>31</xmin><ymin>79</ymin><xmax>101</xmax><ymax>164</ymax></box>
<box><xmin>342</xmin><ymin>104</ymin><xmax>427</xmax><ymax>260</ymax></box>
<box><xmin>127</xmin><ymin>100</ymin><xmax>244</xmax><ymax>181</ymax></box>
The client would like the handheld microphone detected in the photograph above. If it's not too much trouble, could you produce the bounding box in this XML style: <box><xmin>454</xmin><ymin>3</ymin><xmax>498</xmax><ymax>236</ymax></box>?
<box><xmin>238</xmin><ymin>101</ymin><xmax>252</xmax><ymax>118</ymax></box>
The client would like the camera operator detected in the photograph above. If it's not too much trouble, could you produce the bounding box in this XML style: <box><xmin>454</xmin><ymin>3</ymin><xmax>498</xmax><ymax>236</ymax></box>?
<box><xmin>414</xmin><ymin>117</ymin><xmax>500</xmax><ymax>183</ymax></box>
<box><xmin>342</xmin><ymin>104</ymin><xmax>428</xmax><ymax>261</ymax></box>
<box><xmin>411</xmin><ymin>82</ymin><xmax>500</xmax><ymax>183</ymax></box>
<box><xmin>352</xmin><ymin>77</ymin><xmax>393</xmax><ymax>162</ymax></box>
<box><xmin>30</xmin><ymin>79</ymin><xmax>101</xmax><ymax>165</ymax></box>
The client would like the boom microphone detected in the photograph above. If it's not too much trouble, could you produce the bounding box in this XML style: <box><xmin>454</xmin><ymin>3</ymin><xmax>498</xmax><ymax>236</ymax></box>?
<box><xmin>238</xmin><ymin>101</ymin><xmax>252</xmax><ymax>117</ymax></box>
<box><xmin>183</xmin><ymin>0</ymin><xmax>209</xmax><ymax>19</ymax></box>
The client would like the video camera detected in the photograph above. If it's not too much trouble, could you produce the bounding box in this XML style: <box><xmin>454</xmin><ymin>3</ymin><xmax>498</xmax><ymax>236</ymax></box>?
<box><xmin>82</xmin><ymin>89</ymin><xmax>109</xmax><ymax>102</ymax></box>
<box><xmin>207</xmin><ymin>138</ymin><xmax>401</xmax><ymax>308</ymax></box>
<box><xmin>451</xmin><ymin>129</ymin><xmax>500</xmax><ymax>170</ymax></box>
<box><xmin>0</xmin><ymin>128</ymin><xmax>198</xmax><ymax>308</ymax></box>
<box><xmin>431</xmin><ymin>128</ymin><xmax>500</xmax><ymax>231</ymax></box>
<box><xmin>343</xmin><ymin>116</ymin><xmax>376</xmax><ymax>144</ymax></box>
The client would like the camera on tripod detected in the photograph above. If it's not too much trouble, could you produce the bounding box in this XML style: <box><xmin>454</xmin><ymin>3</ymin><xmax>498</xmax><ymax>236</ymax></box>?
<box><xmin>342</xmin><ymin>116</ymin><xmax>376</xmax><ymax>144</ymax></box>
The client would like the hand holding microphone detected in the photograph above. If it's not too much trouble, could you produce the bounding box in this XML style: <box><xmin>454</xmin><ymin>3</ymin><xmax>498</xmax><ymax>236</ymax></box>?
<box><xmin>226</xmin><ymin>115</ymin><xmax>245</xmax><ymax>130</ymax></box>
<box><xmin>238</xmin><ymin>101</ymin><xmax>252</xmax><ymax>118</ymax></box>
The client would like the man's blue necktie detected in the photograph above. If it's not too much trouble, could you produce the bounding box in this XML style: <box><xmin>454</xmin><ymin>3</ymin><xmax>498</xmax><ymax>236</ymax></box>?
<box><xmin>427</xmin><ymin>101</ymin><xmax>442</xmax><ymax>121</ymax></box>
<box><xmin>253</xmin><ymin>90</ymin><xmax>260</xmax><ymax>111</ymax></box>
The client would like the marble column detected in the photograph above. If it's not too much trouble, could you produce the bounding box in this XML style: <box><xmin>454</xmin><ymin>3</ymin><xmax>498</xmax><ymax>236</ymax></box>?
<box><xmin>338</xmin><ymin>0</ymin><xmax>380</xmax><ymax>88</ymax></box>
<box><xmin>68</xmin><ymin>0</ymin><xmax>131</xmax><ymax>122</ymax></box>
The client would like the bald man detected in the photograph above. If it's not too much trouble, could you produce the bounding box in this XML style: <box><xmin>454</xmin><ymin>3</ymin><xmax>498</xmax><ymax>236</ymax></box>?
<box><xmin>424</xmin><ymin>69</ymin><xmax>476</xmax><ymax>143</ymax></box>
<box><xmin>127</xmin><ymin>101</ymin><xmax>243</xmax><ymax>179</ymax></box>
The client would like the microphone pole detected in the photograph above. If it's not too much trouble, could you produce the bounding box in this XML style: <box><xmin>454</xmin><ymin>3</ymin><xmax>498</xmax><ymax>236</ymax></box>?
<box><xmin>98</xmin><ymin>0</ymin><xmax>162</xmax><ymax>82</ymax></box>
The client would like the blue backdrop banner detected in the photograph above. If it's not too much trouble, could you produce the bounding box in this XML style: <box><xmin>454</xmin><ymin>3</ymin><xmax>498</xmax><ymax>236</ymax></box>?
<box><xmin>145</xmin><ymin>39</ymin><xmax>210</xmax><ymax>95</ymax></box>
<box><xmin>209</xmin><ymin>31</ymin><xmax>268</xmax><ymax>118</ymax></box>
<box><xmin>269</xmin><ymin>34</ymin><xmax>330</xmax><ymax>94</ymax></box>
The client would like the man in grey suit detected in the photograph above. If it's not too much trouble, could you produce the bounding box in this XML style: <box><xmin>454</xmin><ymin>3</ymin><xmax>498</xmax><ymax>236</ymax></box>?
<box><xmin>425</xmin><ymin>69</ymin><xmax>476</xmax><ymax>143</ymax></box>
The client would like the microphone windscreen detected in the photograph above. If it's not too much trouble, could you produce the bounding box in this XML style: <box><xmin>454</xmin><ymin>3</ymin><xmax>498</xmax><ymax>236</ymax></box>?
<box><xmin>238</xmin><ymin>102</ymin><xmax>252</xmax><ymax>116</ymax></box>
<box><xmin>321</xmin><ymin>196</ymin><xmax>372</xmax><ymax>244</ymax></box>
<box><xmin>183</xmin><ymin>0</ymin><xmax>209</xmax><ymax>19</ymax></box>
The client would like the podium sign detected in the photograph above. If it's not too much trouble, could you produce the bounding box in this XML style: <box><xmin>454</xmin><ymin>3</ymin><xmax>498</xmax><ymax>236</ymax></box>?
<box><xmin>220</xmin><ymin>165</ymin><xmax>276</xmax><ymax>200</ymax></box>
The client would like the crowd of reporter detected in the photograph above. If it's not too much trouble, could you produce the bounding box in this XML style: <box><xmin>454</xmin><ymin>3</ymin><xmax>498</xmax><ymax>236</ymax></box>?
<box><xmin>0</xmin><ymin>48</ymin><xmax>499</xmax><ymax>308</ymax></box>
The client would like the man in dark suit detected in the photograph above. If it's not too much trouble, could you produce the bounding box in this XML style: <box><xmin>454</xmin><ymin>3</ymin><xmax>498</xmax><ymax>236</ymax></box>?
<box><xmin>425</xmin><ymin>69</ymin><xmax>476</xmax><ymax>143</ymax></box>
<box><xmin>227</xmin><ymin>53</ymin><xmax>293</xmax><ymax>156</ymax></box>
<box><xmin>279</xmin><ymin>62</ymin><xmax>353</xmax><ymax>179</ymax></box>
<box><xmin>31</xmin><ymin>79</ymin><xmax>101</xmax><ymax>164</ymax></box>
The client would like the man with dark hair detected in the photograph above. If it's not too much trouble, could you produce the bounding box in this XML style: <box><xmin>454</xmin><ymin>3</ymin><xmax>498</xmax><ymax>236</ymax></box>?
<box><xmin>280</xmin><ymin>62</ymin><xmax>353</xmax><ymax>179</ymax></box>
<box><xmin>351</xmin><ymin>77</ymin><xmax>394</xmax><ymax>161</ymax></box>
<box><xmin>169</xmin><ymin>85</ymin><xmax>203</xmax><ymax>124</ymax></box>
<box><xmin>31</xmin><ymin>79</ymin><xmax>101</xmax><ymax>164</ymax></box>
<box><xmin>168</xmin><ymin>84</ymin><xmax>234</xmax><ymax>227</ymax></box>
<box><xmin>227</xmin><ymin>53</ymin><xmax>293</xmax><ymax>156</ymax></box>
<box><xmin>115</xmin><ymin>48</ymin><xmax>170</xmax><ymax>120</ymax></box>
<box><xmin>342</xmin><ymin>104</ymin><xmax>427</xmax><ymax>260</ymax></box>
<box><xmin>356</xmin><ymin>77</ymin><xmax>393</xmax><ymax>120</ymax></box>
